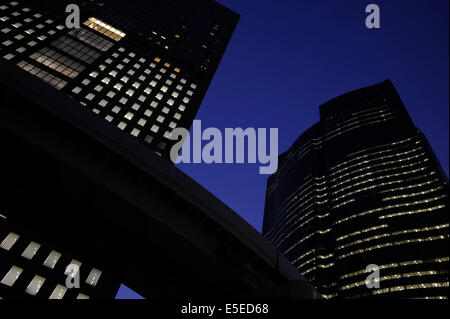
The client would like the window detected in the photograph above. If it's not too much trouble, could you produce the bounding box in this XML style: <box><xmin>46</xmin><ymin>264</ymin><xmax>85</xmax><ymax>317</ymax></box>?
<box><xmin>49</xmin><ymin>284</ymin><xmax>67</xmax><ymax>299</ymax></box>
<box><xmin>83</xmin><ymin>17</ymin><xmax>126</xmax><ymax>41</ymax></box>
<box><xmin>65</xmin><ymin>259</ymin><xmax>82</xmax><ymax>276</ymax></box>
<box><xmin>30</xmin><ymin>47</ymin><xmax>86</xmax><ymax>79</ymax></box>
<box><xmin>0</xmin><ymin>232</ymin><xmax>19</xmax><ymax>250</ymax></box>
<box><xmin>17</xmin><ymin>60</ymin><xmax>68</xmax><ymax>89</ymax></box>
<box><xmin>131</xmin><ymin>128</ymin><xmax>140</xmax><ymax>137</ymax></box>
<box><xmin>25</xmin><ymin>275</ymin><xmax>46</xmax><ymax>296</ymax></box>
<box><xmin>22</xmin><ymin>242</ymin><xmax>41</xmax><ymax>260</ymax></box>
<box><xmin>68</xmin><ymin>28</ymin><xmax>113</xmax><ymax>52</ymax></box>
<box><xmin>1</xmin><ymin>266</ymin><xmax>23</xmax><ymax>286</ymax></box>
<box><xmin>52</xmin><ymin>36</ymin><xmax>100</xmax><ymax>64</ymax></box>
<box><xmin>124</xmin><ymin>112</ymin><xmax>134</xmax><ymax>120</ymax></box>
<box><xmin>117</xmin><ymin>122</ymin><xmax>127</xmax><ymax>130</ymax></box>
<box><xmin>43</xmin><ymin>250</ymin><xmax>62</xmax><ymax>269</ymax></box>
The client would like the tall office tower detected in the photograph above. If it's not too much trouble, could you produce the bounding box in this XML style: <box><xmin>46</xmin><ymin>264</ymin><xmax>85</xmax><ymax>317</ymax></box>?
<box><xmin>0</xmin><ymin>0</ymin><xmax>239</xmax><ymax>158</ymax></box>
<box><xmin>262</xmin><ymin>80</ymin><xmax>449</xmax><ymax>299</ymax></box>
<box><xmin>0</xmin><ymin>0</ymin><xmax>247</xmax><ymax>300</ymax></box>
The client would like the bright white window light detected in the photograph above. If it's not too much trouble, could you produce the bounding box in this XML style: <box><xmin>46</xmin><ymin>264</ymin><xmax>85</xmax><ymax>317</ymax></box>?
<box><xmin>1</xmin><ymin>266</ymin><xmax>23</xmax><ymax>286</ymax></box>
<box><xmin>0</xmin><ymin>232</ymin><xmax>20</xmax><ymax>251</ymax></box>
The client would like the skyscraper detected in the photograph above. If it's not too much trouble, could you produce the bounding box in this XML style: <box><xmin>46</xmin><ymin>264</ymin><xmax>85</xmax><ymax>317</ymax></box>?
<box><xmin>0</xmin><ymin>0</ymin><xmax>239</xmax><ymax>159</ymax></box>
<box><xmin>0</xmin><ymin>0</ymin><xmax>319</xmax><ymax>300</ymax></box>
<box><xmin>262</xmin><ymin>80</ymin><xmax>449</xmax><ymax>299</ymax></box>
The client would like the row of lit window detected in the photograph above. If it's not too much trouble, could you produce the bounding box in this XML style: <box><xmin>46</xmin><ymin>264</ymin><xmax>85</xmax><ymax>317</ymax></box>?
<box><xmin>328</xmin><ymin>137</ymin><xmax>415</xmax><ymax>174</ymax></box>
<box><xmin>297</xmin><ymin>253</ymin><xmax>334</xmax><ymax>270</ymax></box>
<box><xmin>334</xmin><ymin>194</ymin><xmax>445</xmax><ymax>226</ymax></box>
<box><xmin>382</xmin><ymin>186</ymin><xmax>443</xmax><ymax>202</ymax></box>
<box><xmin>68</xmin><ymin>28</ymin><xmax>113</xmax><ymax>52</ymax></box>
<box><xmin>0</xmin><ymin>232</ymin><xmax>102</xmax><ymax>288</ymax></box>
<box><xmin>371</xmin><ymin>282</ymin><xmax>449</xmax><ymax>295</ymax></box>
<box><xmin>30</xmin><ymin>47</ymin><xmax>86</xmax><ymax>79</ymax></box>
<box><xmin>1</xmin><ymin>8</ymin><xmax>61</xmax><ymax>61</ymax></box>
<box><xmin>324</xmin><ymin>112</ymin><xmax>400</xmax><ymax>143</ymax></box>
<box><xmin>83</xmin><ymin>17</ymin><xmax>126</xmax><ymax>42</ymax></box>
<box><xmin>336</xmin><ymin>224</ymin><xmax>388</xmax><ymax>242</ymax></box>
<box><xmin>291</xmin><ymin>249</ymin><xmax>315</xmax><ymax>265</ymax></box>
<box><xmin>331</xmin><ymin>165</ymin><xmax>429</xmax><ymax>198</ymax></box>
<box><xmin>284</xmin><ymin>228</ymin><xmax>332</xmax><ymax>255</ymax></box>
<box><xmin>17</xmin><ymin>60</ymin><xmax>67</xmax><ymax>89</ymax></box>
<box><xmin>379</xmin><ymin>204</ymin><xmax>446</xmax><ymax>220</ymax></box>
<box><xmin>328</xmin><ymin>144</ymin><xmax>423</xmax><ymax>179</ymax></box>
<box><xmin>329</xmin><ymin>158</ymin><xmax>428</xmax><ymax>192</ymax></box>
<box><xmin>323</xmin><ymin>106</ymin><xmax>397</xmax><ymax>139</ymax></box>
<box><xmin>328</xmin><ymin>151</ymin><xmax>426</xmax><ymax>186</ymax></box>
<box><xmin>331</xmin><ymin>173</ymin><xmax>438</xmax><ymax>204</ymax></box>
<box><xmin>273</xmin><ymin>212</ymin><xmax>330</xmax><ymax>248</ymax></box>
<box><xmin>1</xmin><ymin>265</ymin><xmax>90</xmax><ymax>299</ymax></box>
<box><xmin>267</xmin><ymin>194</ymin><xmax>330</xmax><ymax>243</ymax></box>
<box><xmin>339</xmin><ymin>257</ymin><xmax>449</xmax><ymax>280</ymax></box>
<box><xmin>337</xmin><ymin>234</ymin><xmax>448</xmax><ymax>260</ymax></box>
<box><xmin>51</xmin><ymin>35</ymin><xmax>99</xmax><ymax>65</ymax></box>
<box><xmin>341</xmin><ymin>270</ymin><xmax>448</xmax><ymax>291</ymax></box>
<box><xmin>336</xmin><ymin>223</ymin><xmax>449</xmax><ymax>251</ymax></box>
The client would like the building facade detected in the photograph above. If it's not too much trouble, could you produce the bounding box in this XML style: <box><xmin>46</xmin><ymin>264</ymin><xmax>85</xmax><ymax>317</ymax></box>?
<box><xmin>0</xmin><ymin>0</ymin><xmax>319</xmax><ymax>300</ymax></box>
<box><xmin>0</xmin><ymin>0</ymin><xmax>239</xmax><ymax>158</ymax></box>
<box><xmin>262</xmin><ymin>80</ymin><xmax>449</xmax><ymax>299</ymax></box>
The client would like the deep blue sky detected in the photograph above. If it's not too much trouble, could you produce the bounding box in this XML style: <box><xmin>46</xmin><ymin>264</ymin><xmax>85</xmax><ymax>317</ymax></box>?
<box><xmin>116</xmin><ymin>0</ymin><xmax>449</xmax><ymax>298</ymax></box>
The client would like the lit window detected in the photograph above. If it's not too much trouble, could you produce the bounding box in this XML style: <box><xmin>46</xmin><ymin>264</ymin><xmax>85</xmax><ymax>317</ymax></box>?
<box><xmin>25</xmin><ymin>275</ymin><xmax>46</xmax><ymax>296</ymax></box>
<box><xmin>131</xmin><ymin>128</ymin><xmax>140</xmax><ymax>137</ymax></box>
<box><xmin>65</xmin><ymin>259</ymin><xmax>82</xmax><ymax>277</ymax></box>
<box><xmin>49</xmin><ymin>284</ymin><xmax>67</xmax><ymax>299</ymax></box>
<box><xmin>77</xmin><ymin>293</ymin><xmax>90</xmax><ymax>299</ymax></box>
<box><xmin>83</xmin><ymin>17</ymin><xmax>126</xmax><ymax>41</ymax></box>
<box><xmin>0</xmin><ymin>232</ymin><xmax>20</xmax><ymax>251</ymax></box>
<box><xmin>117</xmin><ymin>122</ymin><xmax>127</xmax><ymax>130</ymax></box>
<box><xmin>156</xmin><ymin>115</ymin><xmax>165</xmax><ymax>123</ymax></box>
<box><xmin>22</xmin><ymin>242</ymin><xmax>41</xmax><ymax>260</ymax></box>
<box><xmin>43</xmin><ymin>250</ymin><xmax>61</xmax><ymax>269</ymax></box>
<box><xmin>107</xmin><ymin>91</ymin><xmax>116</xmax><ymax>98</ymax></box>
<box><xmin>112</xmin><ymin>106</ymin><xmax>121</xmax><ymax>113</ymax></box>
<box><xmin>151</xmin><ymin>125</ymin><xmax>159</xmax><ymax>133</ymax></box>
<box><xmin>1</xmin><ymin>266</ymin><xmax>23</xmax><ymax>287</ymax></box>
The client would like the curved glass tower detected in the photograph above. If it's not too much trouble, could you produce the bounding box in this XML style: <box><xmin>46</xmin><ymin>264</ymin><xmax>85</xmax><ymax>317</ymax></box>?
<box><xmin>262</xmin><ymin>80</ymin><xmax>449</xmax><ymax>299</ymax></box>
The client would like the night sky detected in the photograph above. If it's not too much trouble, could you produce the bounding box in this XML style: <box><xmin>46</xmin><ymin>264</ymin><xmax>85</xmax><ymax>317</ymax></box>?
<box><xmin>116</xmin><ymin>0</ymin><xmax>449</xmax><ymax>299</ymax></box>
